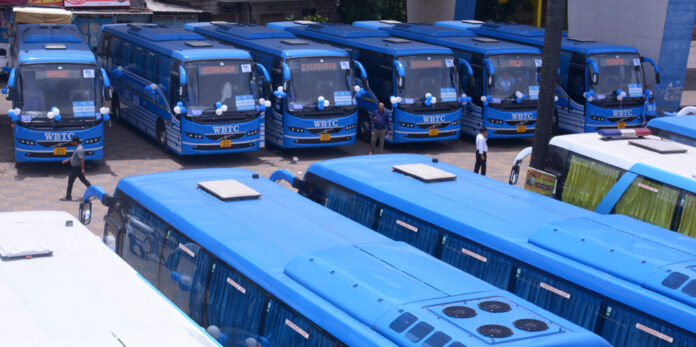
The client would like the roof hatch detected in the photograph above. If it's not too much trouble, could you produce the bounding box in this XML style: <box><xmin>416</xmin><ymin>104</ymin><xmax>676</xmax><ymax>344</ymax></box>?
<box><xmin>185</xmin><ymin>41</ymin><xmax>213</xmax><ymax>47</ymax></box>
<box><xmin>293</xmin><ymin>20</ymin><xmax>317</xmax><ymax>25</ymax></box>
<box><xmin>628</xmin><ymin>139</ymin><xmax>688</xmax><ymax>154</ymax></box>
<box><xmin>380</xmin><ymin>20</ymin><xmax>402</xmax><ymax>24</ymax></box>
<box><xmin>393</xmin><ymin>163</ymin><xmax>456</xmax><ymax>182</ymax></box>
<box><xmin>44</xmin><ymin>43</ymin><xmax>66</xmax><ymax>50</ymax></box>
<box><xmin>472</xmin><ymin>37</ymin><xmax>499</xmax><ymax>43</ymax></box>
<box><xmin>0</xmin><ymin>228</ymin><xmax>53</xmax><ymax>261</ymax></box>
<box><xmin>198</xmin><ymin>180</ymin><xmax>261</xmax><ymax>201</ymax></box>
<box><xmin>567</xmin><ymin>37</ymin><xmax>595</xmax><ymax>43</ymax></box>
<box><xmin>383</xmin><ymin>37</ymin><xmax>412</xmax><ymax>44</ymax></box>
<box><xmin>281</xmin><ymin>39</ymin><xmax>309</xmax><ymax>45</ymax></box>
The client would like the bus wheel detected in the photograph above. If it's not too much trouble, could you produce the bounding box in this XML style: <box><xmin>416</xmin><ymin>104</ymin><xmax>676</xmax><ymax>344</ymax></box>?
<box><xmin>156</xmin><ymin>120</ymin><xmax>168</xmax><ymax>150</ymax></box>
<box><xmin>112</xmin><ymin>94</ymin><xmax>122</xmax><ymax>122</ymax></box>
<box><xmin>358</xmin><ymin>120</ymin><xmax>371</xmax><ymax>142</ymax></box>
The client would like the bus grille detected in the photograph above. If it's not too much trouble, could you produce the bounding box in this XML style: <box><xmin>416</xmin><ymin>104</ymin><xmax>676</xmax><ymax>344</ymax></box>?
<box><xmin>416</xmin><ymin>122</ymin><xmax>450</xmax><ymax>129</ymax></box>
<box><xmin>205</xmin><ymin>133</ymin><xmax>245</xmax><ymax>140</ymax></box>
<box><xmin>405</xmin><ymin>130</ymin><xmax>457</xmax><ymax>138</ymax></box>
<box><xmin>504</xmin><ymin>120</ymin><xmax>536</xmax><ymax>126</ymax></box>
<box><xmin>307</xmin><ymin>126</ymin><xmax>344</xmax><ymax>134</ymax></box>
<box><xmin>37</xmin><ymin>140</ymin><xmax>72</xmax><ymax>147</ymax></box>
<box><xmin>25</xmin><ymin>150</ymin><xmax>95</xmax><ymax>158</ymax></box>
<box><xmin>607</xmin><ymin>116</ymin><xmax>638</xmax><ymax>123</ymax></box>
<box><xmin>295</xmin><ymin>135</ymin><xmax>352</xmax><ymax>144</ymax></box>
<box><xmin>193</xmin><ymin>142</ymin><xmax>255</xmax><ymax>150</ymax></box>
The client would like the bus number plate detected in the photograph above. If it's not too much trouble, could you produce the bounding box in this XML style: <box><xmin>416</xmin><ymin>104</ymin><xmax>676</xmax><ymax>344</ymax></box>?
<box><xmin>429</xmin><ymin>129</ymin><xmax>439</xmax><ymax>136</ymax></box>
<box><xmin>220</xmin><ymin>140</ymin><xmax>232</xmax><ymax>148</ymax></box>
<box><xmin>320</xmin><ymin>134</ymin><xmax>331</xmax><ymax>141</ymax></box>
<box><xmin>516</xmin><ymin>125</ymin><xmax>526</xmax><ymax>133</ymax></box>
<box><xmin>617</xmin><ymin>122</ymin><xmax>626</xmax><ymax>129</ymax></box>
<box><xmin>54</xmin><ymin>147</ymin><xmax>66</xmax><ymax>155</ymax></box>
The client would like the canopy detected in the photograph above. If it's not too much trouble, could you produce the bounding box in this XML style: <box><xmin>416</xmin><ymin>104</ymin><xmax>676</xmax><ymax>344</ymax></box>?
<box><xmin>14</xmin><ymin>7</ymin><xmax>72</xmax><ymax>24</ymax></box>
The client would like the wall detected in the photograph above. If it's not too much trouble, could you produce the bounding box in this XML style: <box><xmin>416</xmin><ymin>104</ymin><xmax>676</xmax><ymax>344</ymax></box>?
<box><xmin>407</xmin><ymin>0</ymin><xmax>456</xmax><ymax>23</ymax></box>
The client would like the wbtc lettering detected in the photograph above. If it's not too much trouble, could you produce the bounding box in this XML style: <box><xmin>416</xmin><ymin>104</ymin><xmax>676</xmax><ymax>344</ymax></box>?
<box><xmin>213</xmin><ymin>126</ymin><xmax>240</xmax><ymax>134</ymax></box>
<box><xmin>422</xmin><ymin>115</ymin><xmax>445</xmax><ymax>123</ymax></box>
<box><xmin>511</xmin><ymin>112</ymin><xmax>535</xmax><ymax>121</ymax></box>
<box><xmin>612</xmin><ymin>109</ymin><xmax>633</xmax><ymax>117</ymax></box>
<box><xmin>44</xmin><ymin>132</ymin><xmax>75</xmax><ymax>141</ymax></box>
<box><xmin>313</xmin><ymin>120</ymin><xmax>339</xmax><ymax>128</ymax></box>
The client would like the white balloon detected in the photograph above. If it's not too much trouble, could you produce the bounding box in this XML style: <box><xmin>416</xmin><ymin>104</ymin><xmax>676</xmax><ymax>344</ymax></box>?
<box><xmin>461</xmin><ymin>93</ymin><xmax>468</xmax><ymax>99</ymax></box>
<box><xmin>587</xmin><ymin>96</ymin><xmax>594</xmax><ymax>102</ymax></box>
<box><xmin>390</xmin><ymin>96</ymin><xmax>397</xmax><ymax>104</ymax></box>
<box><xmin>207</xmin><ymin>325</ymin><xmax>221</xmax><ymax>339</ymax></box>
<box><xmin>324</xmin><ymin>100</ymin><xmax>330</xmax><ymax>107</ymax></box>
<box><xmin>620</xmin><ymin>91</ymin><xmax>627</xmax><ymax>97</ymax></box>
<box><xmin>425</xmin><ymin>92</ymin><xmax>432</xmax><ymax>98</ymax></box>
<box><xmin>100</xmin><ymin>107</ymin><xmax>110</xmax><ymax>115</ymax></box>
<box><xmin>554</xmin><ymin>95</ymin><xmax>559</xmax><ymax>102</ymax></box>
<box><xmin>173</xmin><ymin>106</ymin><xmax>182</xmax><ymax>115</ymax></box>
<box><xmin>277</xmin><ymin>86</ymin><xmax>284</xmax><ymax>92</ymax></box>
<box><xmin>354</xmin><ymin>85</ymin><xmax>361</xmax><ymax>92</ymax></box>
<box><xmin>264</xmin><ymin>100</ymin><xmax>271</xmax><ymax>107</ymax></box>
<box><xmin>258</xmin><ymin>98</ymin><xmax>266</xmax><ymax>104</ymax></box>
<box><xmin>215</xmin><ymin>109</ymin><xmax>223</xmax><ymax>116</ymax></box>
<box><xmin>481</xmin><ymin>96</ymin><xmax>487</xmax><ymax>102</ymax></box>
<box><xmin>396</xmin><ymin>97</ymin><xmax>403</xmax><ymax>103</ymax></box>
<box><xmin>431</xmin><ymin>97</ymin><xmax>437</xmax><ymax>104</ymax></box>
<box><xmin>221</xmin><ymin>104</ymin><xmax>228</xmax><ymax>112</ymax></box>
<box><xmin>14</xmin><ymin>108</ymin><xmax>21</xmax><ymax>115</ymax></box>
<box><xmin>515</xmin><ymin>91</ymin><xmax>523</xmax><ymax>99</ymax></box>
<box><xmin>318</xmin><ymin>96</ymin><xmax>324</xmax><ymax>102</ymax></box>
<box><xmin>47</xmin><ymin>111</ymin><xmax>55</xmax><ymax>119</ymax></box>
<box><xmin>53</xmin><ymin>108</ymin><xmax>60</xmax><ymax>115</ymax></box>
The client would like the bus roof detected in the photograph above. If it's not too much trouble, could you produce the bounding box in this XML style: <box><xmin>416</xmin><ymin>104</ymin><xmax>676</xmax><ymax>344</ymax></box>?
<box><xmin>113</xmin><ymin>168</ymin><xmax>605</xmax><ymax>346</ymax></box>
<box><xmin>304</xmin><ymin>154</ymin><xmax>696</xmax><ymax>332</ymax></box>
<box><xmin>184</xmin><ymin>22</ymin><xmax>349</xmax><ymax>59</ymax></box>
<box><xmin>648</xmin><ymin>115</ymin><xmax>696</xmax><ymax>140</ymax></box>
<box><xmin>437</xmin><ymin>21</ymin><xmax>639</xmax><ymax>56</ymax></box>
<box><xmin>15</xmin><ymin>24</ymin><xmax>96</xmax><ymax>65</ymax></box>
<box><xmin>268</xmin><ymin>22</ymin><xmax>454</xmax><ymax>57</ymax></box>
<box><xmin>0</xmin><ymin>211</ymin><xmax>218</xmax><ymax>347</ymax></box>
<box><xmin>550</xmin><ymin>132</ymin><xmax>696</xmax><ymax>192</ymax></box>
<box><xmin>100</xmin><ymin>24</ymin><xmax>252</xmax><ymax>62</ymax></box>
<box><xmin>355</xmin><ymin>21</ymin><xmax>541</xmax><ymax>56</ymax></box>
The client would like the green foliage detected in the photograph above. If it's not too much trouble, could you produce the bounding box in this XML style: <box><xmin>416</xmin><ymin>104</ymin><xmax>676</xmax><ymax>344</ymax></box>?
<box><xmin>285</xmin><ymin>13</ymin><xmax>329</xmax><ymax>23</ymax></box>
<box><xmin>337</xmin><ymin>0</ymin><xmax>406</xmax><ymax>24</ymax></box>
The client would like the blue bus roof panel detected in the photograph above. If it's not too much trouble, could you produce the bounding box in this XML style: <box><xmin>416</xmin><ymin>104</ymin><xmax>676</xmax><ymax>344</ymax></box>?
<box><xmin>437</xmin><ymin>21</ymin><xmax>639</xmax><ymax>55</ymax></box>
<box><xmin>114</xmin><ymin>168</ymin><xmax>606</xmax><ymax>346</ymax></box>
<box><xmin>360</xmin><ymin>22</ymin><xmax>541</xmax><ymax>56</ymax></box>
<box><xmin>269</xmin><ymin>22</ymin><xmax>455</xmax><ymax>57</ymax></box>
<box><xmin>16</xmin><ymin>24</ymin><xmax>97</xmax><ymax>65</ymax></box>
<box><xmin>648</xmin><ymin>115</ymin><xmax>696</xmax><ymax>139</ymax></box>
<box><xmin>305</xmin><ymin>154</ymin><xmax>696</xmax><ymax>330</ymax></box>
<box><xmin>184</xmin><ymin>22</ymin><xmax>349</xmax><ymax>59</ymax></box>
<box><xmin>100</xmin><ymin>24</ymin><xmax>252</xmax><ymax>62</ymax></box>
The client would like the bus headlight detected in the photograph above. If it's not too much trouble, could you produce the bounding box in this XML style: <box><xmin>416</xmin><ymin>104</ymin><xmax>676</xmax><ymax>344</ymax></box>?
<box><xmin>451</xmin><ymin>119</ymin><xmax>461</xmax><ymax>125</ymax></box>
<box><xmin>589</xmin><ymin>115</ymin><xmax>606</xmax><ymax>121</ymax></box>
<box><xmin>185</xmin><ymin>132</ymin><xmax>204</xmax><ymax>139</ymax></box>
<box><xmin>488</xmin><ymin>118</ymin><xmax>504</xmax><ymax>125</ymax></box>
<box><xmin>246</xmin><ymin>129</ymin><xmax>260</xmax><ymax>136</ymax></box>
<box><xmin>287</xmin><ymin>126</ymin><xmax>304</xmax><ymax>133</ymax></box>
<box><xmin>17</xmin><ymin>138</ymin><xmax>35</xmax><ymax>145</ymax></box>
<box><xmin>398</xmin><ymin>122</ymin><xmax>414</xmax><ymax>128</ymax></box>
<box><xmin>84</xmin><ymin>137</ymin><xmax>101</xmax><ymax>145</ymax></box>
<box><xmin>345</xmin><ymin>123</ymin><xmax>356</xmax><ymax>130</ymax></box>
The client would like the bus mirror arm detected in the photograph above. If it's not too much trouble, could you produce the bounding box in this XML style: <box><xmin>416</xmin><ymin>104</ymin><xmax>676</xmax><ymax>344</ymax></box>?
<box><xmin>458</xmin><ymin>58</ymin><xmax>474</xmax><ymax>76</ymax></box>
<box><xmin>483</xmin><ymin>59</ymin><xmax>495</xmax><ymax>87</ymax></box>
<box><xmin>641</xmin><ymin>57</ymin><xmax>660</xmax><ymax>84</ymax></box>
<box><xmin>178</xmin><ymin>65</ymin><xmax>187</xmax><ymax>85</ymax></box>
<box><xmin>508</xmin><ymin>146</ymin><xmax>532</xmax><ymax>185</ymax></box>
<box><xmin>255</xmin><ymin>63</ymin><xmax>270</xmax><ymax>83</ymax></box>
<box><xmin>269</xmin><ymin>169</ymin><xmax>305</xmax><ymax>190</ymax></box>
<box><xmin>82</xmin><ymin>185</ymin><xmax>113</xmax><ymax>207</ymax></box>
<box><xmin>587</xmin><ymin>58</ymin><xmax>600</xmax><ymax>85</ymax></box>
<box><xmin>353</xmin><ymin>60</ymin><xmax>368</xmax><ymax>79</ymax></box>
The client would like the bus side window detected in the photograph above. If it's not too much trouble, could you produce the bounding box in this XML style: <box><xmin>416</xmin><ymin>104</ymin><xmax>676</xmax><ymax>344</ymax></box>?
<box><xmin>120</xmin><ymin>41</ymin><xmax>132</xmax><ymax>70</ymax></box>
<box><xmin>260</xmin><ymin>298</ymin><xmax>343</xmax><ymax>347</ymax></box>
<box><xmin>170</xmin><ymin>61</ymin><xmax>181</xmax><ymax>106</ymax></box>
<box><xmin>614</xmin><ymin>176</ymin><xmax>680</xmax><ymax>231</ymax></box>
<box><xmin>567</xmin><ymin>53</ymin><xmax>586</xmax><ymax>104</ymax></box>
<box><xmin>132</xmin><ymin>46</ymin><xmax>145</xmax><ymax>76</ymax></box>
<box><xmin>558</xmin><ymin>51</ymin><xmax>573</xmax><ymax>92</ymax></box>
<box><xmin>158</xmin><ymin>55</ymin><xmax>171</xmax><ymax>102</ymax></box>
<box><xmin>470</xmin><ymin>53</ymin><xmax>485</xmax><ymax>106</ymax></box>
<box><xmin>159</xmin><ymin>229</ymin><xmax>211</xmax><ymax>322</ymax></box>
<box><xmin>144</xmin><ymin>52</ymin><xmax>158</xmax><ymax>83</ymax></box>
<box><xmin>677</xmin><ymin>192</ymin><xmax>696</xmax><ymax>237</ymax></box>
<box><xmin>120</xmin><ymin>198</ymin><xmax>167</xmax><ymax>286</ymax></box>
<box><xmin>205</xmin><ymin>260</ymin><xmax>268</xmax><ymax>347</ymax></box>
<box><xmin>110</xmin><ymin>36</ymin><xmax>121</xmax><ymax>66</ymax></box>
<box><xmin>560</xmin><ymin>153</ymin><xmax>623</xmax><ymax>210</ymax></box>
<box><xmin>99</xmin><ymin>33</ymin><xmax>110</xmax><ymax>62</ymax></box>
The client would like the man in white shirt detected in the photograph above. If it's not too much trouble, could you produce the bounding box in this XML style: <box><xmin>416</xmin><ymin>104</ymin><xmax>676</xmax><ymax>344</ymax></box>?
<box><xmin>474</xmin><ymin>127</ymin><xmax>488</xmax><ymax>176</ymax></box>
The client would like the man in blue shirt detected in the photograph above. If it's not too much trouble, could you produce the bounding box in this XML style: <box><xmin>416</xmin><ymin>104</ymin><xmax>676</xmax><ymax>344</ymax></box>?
<box><xmin>370</xmin><ymin>102</ymin><xmax>390</xmax><ymax>154</ymax></box>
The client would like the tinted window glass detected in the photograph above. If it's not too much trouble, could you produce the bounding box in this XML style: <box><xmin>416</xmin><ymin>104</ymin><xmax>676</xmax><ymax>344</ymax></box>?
<box><xmin>389</xmin><ymin>312</ymin><xmax>418</xmax><ymax>333</ymax></box>
<box><xmin>405</xmin><ymin>322</ymin><xmax>434</xmax><ymax>342</ymax></box>
<box><xmin>261</xmin><ymin>299</ymin><xmax>342</xmax><ymax>346</ymax></box>
<box><xmin>682</xmin><ymin>279</ymin><xmax>696</xmax><ymax>297</ymax></box>
<box><xmin>662</xmin><ymin>272</ymin><xmax>689</xmax><ymax>289</ymax></box>
<box><xmin>423</xmin><ymin>331</ymin><xmax>452</xmax><ymax>347</ymax></box>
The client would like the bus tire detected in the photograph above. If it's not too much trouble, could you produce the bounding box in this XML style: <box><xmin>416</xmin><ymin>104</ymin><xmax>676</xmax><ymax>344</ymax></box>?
<box><xmin>359</xmin><ymin>119</ymin><xmax>371</xmax><ymax>142</ymax></box>
<box><xmin>156</xmin><ymin>119</ymin><xmax>168</xmax><ymax>150</ymax></box>
<box><xmin>112</xmin><ymin>94</ymin><xmax>122</xmax><ymax>123</ymax></box>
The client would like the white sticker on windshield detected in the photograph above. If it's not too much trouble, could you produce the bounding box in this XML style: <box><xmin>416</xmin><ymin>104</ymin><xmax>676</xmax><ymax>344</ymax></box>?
<box><xmin>241</xmin><ymin>64</ymin><xmax>252</xmax><ymax>73</ymax></box>
<box><xmin>340</xmin><ymin>61</ymin><xmax>350</xmax><ymax>70</ymax></box>
<box><xmin>633</xmin><ymin>58</ymin><xmax>640</xmax><ymax>66</ymax></box>
<box><xmin>445</xmin><ymin>59</ymin><xmax>454</xmax><ymax>68</ymax></box>
<box><xmin>628</xmin><ymin>83</ymin><xmax>643</xmax><ymax>97</ymax></box>
<box><xmin>83</xmin><ymin>69</ymin><xmax>95</xmax><ymax>78</ymax></box>
<box><xmin>535</xmin><ymin>59</ymin><xmax>542</xmax><ymax>67</ymax></box>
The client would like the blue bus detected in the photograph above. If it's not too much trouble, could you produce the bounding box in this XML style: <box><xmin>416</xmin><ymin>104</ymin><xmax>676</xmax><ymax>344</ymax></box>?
<box><xmin>2</xmin><ymin>24</ymin><xmax>111</xmax><ymax>163</ymax></box>
<box><xmin>98</xmin><ymin>24</ymin><xmax>268</xmax><ymax>155</ymax></box>
<box><xmin>355</xmin><ymin>21</ymin><xmax>541</xmax><ymax>139</ymax></box>
<box><xmin>438</xmin><ymin>21</ymin><xmax>660</xmax><ymax>133</ymax></box>
<box><xmin>647</xmin><ymin>114</ymin><xmax>696</xmax><ymax>147</ymax></box>
<box><xmin>78</xmin><ymin>168</ymin><xmax>609</xmax><ymax>346</ymax></box>
<box><xmin>185</xmin><ymin>22</ymin><xmax>360</xmax><ymax>149</ymax></box>
<box><xmin>273</xmin><ymin>154</ymin><xmax>696</xmax><ymax>346</ymax></box>
<box><xmin>267</xmin><ymin>21</ymin><xmax>463</xmax><ymax>143</ymax></box>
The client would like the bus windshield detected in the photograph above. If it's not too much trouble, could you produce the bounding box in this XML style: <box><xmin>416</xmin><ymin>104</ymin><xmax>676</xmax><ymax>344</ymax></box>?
<box><xmin>488</xmin><ymin>54</ymin><xmax>540</xmax><ymax>102</ymax></box>
<box><xmin>286</xmin><ymin>57</ymin><xmax>353</xmax><ymax>115</ymax></box>
<box><xmin>185</xmin><ymin>60</ymin><xmax>256</xmax><ymax>115</ymax></box>
<box><xmin>19</xmin><ymin>63</ymin><xmax>98</xmax><ymax>118</ymax></box>
<box><xmin>590</xmin><ymin>53</ymin><xmax>644</xmax><ymax>99</ymax></box>
<box><xmin>398</xmin><ymin>55</ymin><xmax>458</xmax><ymax>105</ymax></box>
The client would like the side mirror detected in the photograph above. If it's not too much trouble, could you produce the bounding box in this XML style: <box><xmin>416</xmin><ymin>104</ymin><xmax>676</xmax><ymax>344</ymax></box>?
<box><xmin>1</xmin><ymin>88</ymin><xmax>6</xmax><ymax>95</ymax></box>
<box><xmin>487</xmin><ymin>75</ymin><xmax>495</xmax><ymax>88</ymax></box>
<box><xmin>509</xmin><ymin>165</ymin><xmax>520</xmax><ymax>185</ymax></box>
<box><xmin>79</xmin><ymin>200</ymin><xmax>92</xmax><ymax>225</ymax></box>
<box><xmin>591</xmin><ymin>72</ymin><xmax>599</xmax><ymax>85</ymax></box>
<box><xmin>655</xmin><ymin>72</ymin><xmax>661</xmax><ymax>85</ymax></box>
<box><xmin>397</xmin><ymin>75</ymin><xmax>405</xmax><ymax>89</ymax></box>
<box><xmin>587</xmin><ymin>58</ymin><xmax>600</xmax><ymax>85</ymax></box>
<box><xmin>104</xmin><ymin>86</ymin><xmax>113</xmax><ymax>101</ymax></box>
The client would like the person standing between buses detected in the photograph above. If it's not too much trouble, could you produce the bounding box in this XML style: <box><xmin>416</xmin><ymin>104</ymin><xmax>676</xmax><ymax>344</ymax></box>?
<box><xmin>60</xmin><ymin>136</ymin><xmax>91</xmax><ymax>201</ymax></box>
<box><xmin>474</xmin><ymin>127</ymin><xmax>488</xmax><ymax>176</ymax></box>
<box><xmin>370</xmin><ymin>102</ymin><xmax>390</xmax><ymax>154</ymax></box>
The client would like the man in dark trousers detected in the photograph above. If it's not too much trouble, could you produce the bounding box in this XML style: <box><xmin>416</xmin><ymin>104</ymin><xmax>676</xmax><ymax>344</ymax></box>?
<box><xmin>60</xmin><ymin>136</ymin><xmax>91</xmax><ymax>201</ymax></box>
<box><xmin>370</xmin><ymin>102</ymin><xmax>390</xmax><ymax>154</ymax></box>
<box><xmin>474</xmin><ymin>127</ymin><xmax>488</xmax><ymax>175</ymax></box>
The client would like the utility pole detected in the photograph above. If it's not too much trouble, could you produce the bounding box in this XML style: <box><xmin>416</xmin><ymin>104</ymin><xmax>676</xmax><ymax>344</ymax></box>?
<box><xmin>530</xmin><ymin>0</ymin><xmax>566</xmax><ymax>169</ymax></box>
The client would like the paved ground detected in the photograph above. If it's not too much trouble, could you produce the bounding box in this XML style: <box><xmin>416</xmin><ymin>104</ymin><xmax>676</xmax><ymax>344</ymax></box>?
<box><xmin>0</xmin><ymin>101</ymin><xmax>531</xmax><ymax>235</ymax></box>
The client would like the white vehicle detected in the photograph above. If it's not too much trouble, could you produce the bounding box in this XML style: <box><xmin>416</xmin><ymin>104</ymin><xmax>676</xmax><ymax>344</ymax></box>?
<box><xmin>0</xmin><ymin>211</ymin><xmax>220</xmax><ymax>347</ymax></box>
<box><xmin>510</xmin><ymin>128</ymin><xmax>696</xmax><ymax>238</ymax></box>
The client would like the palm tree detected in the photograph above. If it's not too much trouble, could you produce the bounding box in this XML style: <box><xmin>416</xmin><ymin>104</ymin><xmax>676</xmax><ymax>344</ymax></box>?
<box><xmin>530</xmin><ymin>0</ymin><xmax>566</xmax><ymax>169</ymax></box>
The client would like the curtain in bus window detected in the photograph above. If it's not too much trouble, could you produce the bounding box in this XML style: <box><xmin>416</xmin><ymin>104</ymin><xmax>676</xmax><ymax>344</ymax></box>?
<box><xmin>205</xmin><ymin>260</ymin><xmax>266</xmax><ymax>347</ymax></box>
<box><xmin>440</xmin><ymin>235</ymin><xmax>514</xmax><ymax>289</ymax></box>
<box><xmin>512</xmin><ymin>266</ymin><xmax>602</xmax><ymax>330</ymax></box>
<box><xmin>260</xmin><ymin>299</ymin><xmax>340</xmax><ymax>347</ymax></box>
<box><xmin>325</xmin><ymin>185</ymin><xmax>352</xmax><ymax>218</ymax></box>
<box><xmin>561</xmin><ymin>155</ymin><xmax>620</xmax><ymax>210</ymax></box>
<box><xmin>601</xmin><ymin>304</ymin><xmax>694</xmax><ymax>347</ymax></box>
<box><xmin>375</xmin><ymin>208</ymin><xmax>440</xmax><ymax>254</ymax></box>
<box><xmin>677</xmin><ymin>193</ymin><xmax>696</xmax><ymax>238</ymax></box>
<box><xmin>349</xmin><ymin>194</ymin><xmax>378</xmax><ymax>228</ymax></box>
<box><xmin>158</xmin><ymin>231</ymin><xmax>211</xmax><ymax>323</ymax></box>
<box><xmin>122</xmin><ymin>203</ymin><xmax>168</xmax><ymax>285</ymax></box>
<box><xmin>614</xmin><ymin>178</ymin><xmax>679</xmax><ymax>230</ymax></box>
